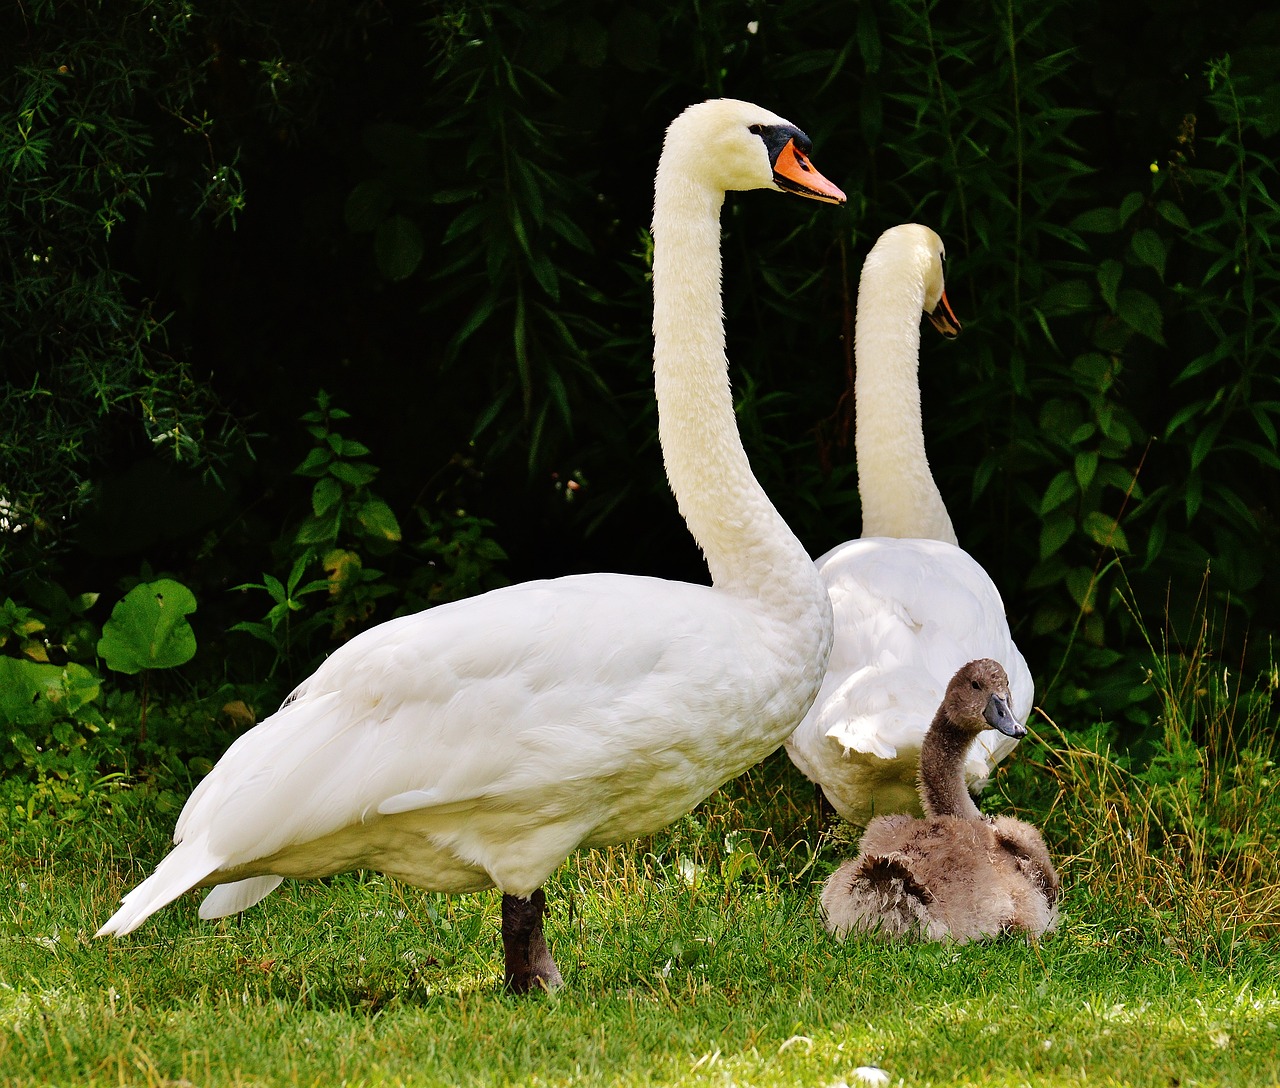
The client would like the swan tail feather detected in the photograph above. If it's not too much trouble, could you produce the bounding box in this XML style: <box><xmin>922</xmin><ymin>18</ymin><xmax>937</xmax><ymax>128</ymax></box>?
<box><xmin>199</xmin><ymin>875</ymin><xmax>284</xmax><ymax>920</ymax></box>
<box><xmin>96</xmin><ymin>842</ymin><xmax>221</xmax><ymax>937</ymax></box>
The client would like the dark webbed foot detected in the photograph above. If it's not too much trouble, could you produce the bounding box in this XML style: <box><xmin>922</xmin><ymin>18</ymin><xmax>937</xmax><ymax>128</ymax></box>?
<box><xmin>501</xmin><ymin>889</ymin><xmax>563</xmax><ymax>994</ymax></box>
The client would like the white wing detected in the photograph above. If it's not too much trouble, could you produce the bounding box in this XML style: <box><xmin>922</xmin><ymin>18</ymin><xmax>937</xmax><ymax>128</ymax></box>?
<box><xmin>100</xmin><ymin>571</ymin><xmax>821</xmax><ymax>934</ymax></box>
<box><xmin>785</xmin><ymin>537</ymin><xmax>1032</xmax><ymax>824</ymax></box>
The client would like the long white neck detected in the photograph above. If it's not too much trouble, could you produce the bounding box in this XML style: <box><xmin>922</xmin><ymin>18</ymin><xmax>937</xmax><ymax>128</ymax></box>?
<box><xmin>853</xmin><ymin>243</ymin><xmax>958</xmax><ymax>545</ymax></box>
<box><xmin>651</xmin><ymin>161</ymin><xmax>829</xmax><ymax>632</ymax></box>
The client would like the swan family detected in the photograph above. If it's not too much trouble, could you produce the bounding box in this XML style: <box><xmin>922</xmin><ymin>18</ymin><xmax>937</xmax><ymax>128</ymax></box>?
<box><xmin>98</xmin><ymin>100</ymin><xmax>1054</xmax><ymax>990</ymax></box>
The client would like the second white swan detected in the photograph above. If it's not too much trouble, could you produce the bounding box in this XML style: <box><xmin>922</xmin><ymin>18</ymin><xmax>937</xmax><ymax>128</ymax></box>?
<box><xmin>785</xmin><ymin>224</ymin><xmax>1032</xmax><ymax>825</ymax></box>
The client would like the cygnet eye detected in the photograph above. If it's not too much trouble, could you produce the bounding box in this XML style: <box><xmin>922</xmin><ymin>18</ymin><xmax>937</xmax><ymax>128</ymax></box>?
<box><xmin>971</xmin><ymin>680</ymin><xmax>981</xmax><ymax>690</ymax></box>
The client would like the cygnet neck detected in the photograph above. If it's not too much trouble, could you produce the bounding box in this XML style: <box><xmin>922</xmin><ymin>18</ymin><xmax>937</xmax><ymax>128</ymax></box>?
<box><xmin>917</xmin><ymin>709</ymin><xmax>984</xmax><ymax>821</ymax></box>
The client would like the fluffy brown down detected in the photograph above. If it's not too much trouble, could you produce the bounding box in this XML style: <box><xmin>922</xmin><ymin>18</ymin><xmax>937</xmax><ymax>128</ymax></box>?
<box><xmin>820</xmin><ymin>658</ymin><xmax>1059</xmax><ymax>943</ymax></box>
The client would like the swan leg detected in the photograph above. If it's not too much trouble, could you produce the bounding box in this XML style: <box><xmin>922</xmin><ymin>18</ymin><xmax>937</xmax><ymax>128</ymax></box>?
<box><xmin>501</xmin><ymin>889</ymin><xmax>563</xmax><ymax>993</ymax></box>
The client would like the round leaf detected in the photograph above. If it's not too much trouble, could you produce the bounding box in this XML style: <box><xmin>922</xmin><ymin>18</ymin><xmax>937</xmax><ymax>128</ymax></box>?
<box><xmin>97</xmin><ymin>579</ymin><xmax>198</xmax><ymax>674</ymax></box>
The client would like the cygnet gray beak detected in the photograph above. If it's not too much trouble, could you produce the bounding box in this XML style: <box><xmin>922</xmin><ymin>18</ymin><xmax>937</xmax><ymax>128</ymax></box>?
<box><xmin>984</xmin><ymin>692</ymin><xmax>1026</xmax><ymax>738</ymax></box>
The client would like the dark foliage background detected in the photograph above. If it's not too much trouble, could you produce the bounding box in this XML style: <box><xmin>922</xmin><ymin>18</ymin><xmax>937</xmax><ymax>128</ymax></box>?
<box><xmin>2</xmin><ymin>0</ymin><xmax>1278</xmax><ymax>781</ymax></box>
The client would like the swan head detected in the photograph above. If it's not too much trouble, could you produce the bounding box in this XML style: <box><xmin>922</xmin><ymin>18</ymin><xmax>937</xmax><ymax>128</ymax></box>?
<box><xmin>660</xmin><ymin>99</ymin><xmax>846</xmax><ymax>204</ymax></box>
<box><xmin>944</xmin><ymin>658</ymin><xmax>1026</xmax><ymax>740</ymax></box>
<box><xmin>868</xmin><ymin>223</ymin><xmax>962</xmax><ymax>339</ymax></box>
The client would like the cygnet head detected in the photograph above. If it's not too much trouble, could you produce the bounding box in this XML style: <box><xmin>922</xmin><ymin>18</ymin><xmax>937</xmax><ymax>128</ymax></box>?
<box><xmin>943</xmin><ymin>658</ymin><xmax>1026</xmax><ymax>740</ymax></box>
<box><xmin>659</xmin><ymin>99</ymin><xmax>847</xmax><ymax>203</ymax></box>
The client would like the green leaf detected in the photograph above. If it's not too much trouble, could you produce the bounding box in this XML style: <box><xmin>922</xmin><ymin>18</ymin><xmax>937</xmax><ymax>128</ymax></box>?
<box><xmin>1130</xmin><ymin>229</ymin><xmax>1166</xmax><ymax>278</ymax></box>
<box><xmin>1039</xmin><ymin>278</ymin><xmax>1093</xmax><ymax>316</ymax></box>
<box><xmin>528</xmin><ymin>251</ymin><xmax>560</xmax><ymax>299</ymax></box>
<box><xmin>1039</xmin><ymin>470</ymin><xmax>1077</xmax><ymax>515</ymax></box>
<box><xmin>295</xmin><ymin>511</ymin><xmax>340</xmax><ymax>546</ymax></box>
<box><xmin>449</xmin><ymin>295</ymin><xmax>498</xmax><ymax>354</ymax></box>
<box><xmin>1117</xmin><ymin>288</ymin><xmax>1165</xmax><ymax>344</ymax></box>
<box><xmin>1083</xmin><ymin>511</ymin><xmax>1129</xmax><ymax>553</ymax></box>
<box><xmin>441</xmin><ymin>203</ymin><xmax>489</xmax><ymax>246</ymax></box>
<box><xmin>1190</xmin><ymin>420</ymin><xmax>1223</xmax><ymax>470</ymax></box>
<box><xmin>263</xmin><ymin>573</ymin><xmax>287</xmax><ymax>603</ymax></box>
<box><xmin>1097</xmin><ymin>260</ymin><xmax>1123</xmax><ymax>312</ymax></box>
<box><xmin>1145</xmin><ymin>517</ymin><xmax>1168</xmax><ymax>566</ymax></box>
<box><xmin>356</xmin><ymin>499</ymin><xmax>402</xmax><ymax>543</ymax></box>
<box><xmin>60</xmin><ymin>662</ymin><xmax>100</xmax><ymax>715</ymax></box>
<box><xmin>343</xmin><ymin>179</ymin><xmax>392</xmax><ymax>234</ymax></box>
<box><xmin>1185</xmin><ymin>472</ymin><xmax>1203</xmax><ymax>521</ymax></box>
<box><xmin>1075</xmin><ymin>450</ymin><xmax>1099</xmax><ymax>490</ymax></box>
<box><xmin>1065</xmin><ymin>567</ymin><xmax>1098</xmax><ymax>611</ymax></box>
<box><xmin>295</xmin><ymin>447</ymin><xmax>331</xmax><ymax>477</ymax></box>
<box><xmin>329</xmin><ymin>461</ymin><xmax>378</xmax><ymax>487</ymax></box>
<box><xmin>1039</xmin><ymin>511</ymin><xmax>1074</xmax><ymax>560</ymax></box>
<box><xmin>1166</xmin><ymin>401</ymin><xmax>1204</xmax><ymax>439</ymax></box>
<box><xmin>1157</xmin><ymin>200</ymin><xmax>1191</xmax><ymax>230</ymax></box>
<box><xmin>312</xmin><ymin>475</ymin><xmax>343</xmax><ymax>517</ymax></box>
<box><xmin>285</xmin><ymin>551</ymin><xmax>315</xmax><ymax>595</ymax></box>
<box><xmin>1070</xmin><ymin>207</ymin><xmax>1120</xmax><ymax>233</ymax></box>
<box><xmin>335</xmin><ymin>435</ymin><xmax>371</xmax><ymax>455</ymax></box>
<box><xmin>548</xmin><ymin>210</ymin><xmax>592</xmax><ymax>253</ymax></box>
<box><xmin>1072</xmin><ymin>352</ymin><xmax>1111</xmax><ymax>386</ymax></box>
<box><xmin>374</xmin><ymin>214</ymin><xmax>424</xmax><ymax>282</ymax></box>
<box><xmin>1097</xmin><ymin>409</ymin><xmax>1132</xmax><ymax>447</ymax></box>
<box><xmin>1174</xmin><ymin>346</ymin><xmax>1229</xmax><ymax>384</ymax></box>
<box><xmin>1032</xmin><ymin>601</ymin><xmax>1074</xmax><ymax>636</ymax></box>
<box><xmin>1118</xmin><ymin>191</ymin><xmax>1144</xmax><ymax>226</ymax></box>
<box><xmin>97</xmin><ymin>580</ymin><xmax>198</xmax><ymax>674</ymax></box>
<box><xmin>0</xmin><ymin>658</ymin><xmax>63</xmax><ymax>725</ymax></box>
<box><xmin>1026</xmin><ymin>556</ymin><xmax>1069</xmax><ymax>590</ymax></box>
<box><xmin>431</xmin><ymin>188</ymin><xmax>478</xmax><ymax>205</ymax></box>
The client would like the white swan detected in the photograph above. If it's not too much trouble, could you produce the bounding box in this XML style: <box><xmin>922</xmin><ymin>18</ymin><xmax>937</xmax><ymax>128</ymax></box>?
<box><xmin>784</xmin><ymin>224</ymin><xmax>1032</xmax><ymax>825</ymax></box>
<box><xmin>820</xmin><ymin>658</ymin><xmax>1059</xmax><ymax>943</ymax></box>
<box><xmin>96</xmin><ymin>98</ymin><xmax>844</xmax><ymax>993</ymax></box>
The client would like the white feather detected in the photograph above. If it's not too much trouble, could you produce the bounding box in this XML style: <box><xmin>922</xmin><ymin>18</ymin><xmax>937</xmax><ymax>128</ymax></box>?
<box><xmin>199</xmin><ymin>877</ymin><xmax>284</xmax><ymax>921</ymax></box>
<box><xmin>97</xmin><ymin>99</ymin><xmax>839</xmax><ymax>941</ymax></box>
<box><xmin>785</xmin><ymin>225</ymin><xmax>1032</xmax><ymax>825</ymax></box>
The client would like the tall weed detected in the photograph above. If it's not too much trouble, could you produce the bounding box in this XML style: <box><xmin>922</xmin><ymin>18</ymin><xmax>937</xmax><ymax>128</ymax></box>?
<box><xmin>1007</xmin><ymin>590</ymin><xmax>1280</xmax><ymax>953</ymax></box>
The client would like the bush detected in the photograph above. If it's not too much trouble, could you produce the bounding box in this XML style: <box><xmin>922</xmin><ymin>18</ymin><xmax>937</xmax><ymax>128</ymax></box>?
<box><xmin>2</xmin><ymin>0</ymin><xmax>1276</xmax><ymax>766</ymax></box>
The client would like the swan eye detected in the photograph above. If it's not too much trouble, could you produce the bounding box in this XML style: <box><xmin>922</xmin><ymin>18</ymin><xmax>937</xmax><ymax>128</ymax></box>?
<box><xmin>971</xmin><ymin>680</ymin><xmax>981</xmax><ymax>691</ymax></box>
<box><xmin>749</xmin><ymin>123</ymin><xmax>811</xmax><ymax>162</ymax></box>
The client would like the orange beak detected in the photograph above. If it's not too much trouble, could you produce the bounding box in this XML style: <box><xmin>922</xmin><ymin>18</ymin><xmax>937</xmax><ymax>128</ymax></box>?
<box><xmin>772</xmin><ymin>138</ymin><xmax>847</xmax><ymax>205</ymax></box>
<box><xmin>926</xmin><ymin>290</ymin><xmax>962</xmax><ymax>338</ymax></box>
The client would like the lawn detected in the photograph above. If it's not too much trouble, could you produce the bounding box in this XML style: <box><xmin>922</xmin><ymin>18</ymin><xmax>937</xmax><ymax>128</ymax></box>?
<box><xmin>3</xmin><ymin>744</ymin><xmax>1278</xmax><ymax>1088</ymax></box>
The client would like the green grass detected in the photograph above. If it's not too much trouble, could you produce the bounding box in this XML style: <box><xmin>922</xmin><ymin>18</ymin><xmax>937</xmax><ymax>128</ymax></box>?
<box><xmin>3</xmin><ymin>744</ymin><xmax>1279</xmax><ymax>1088</ymax></box>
